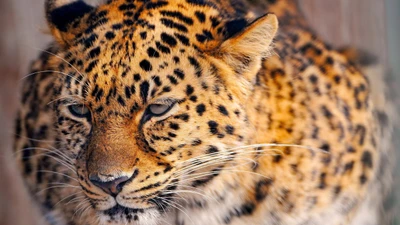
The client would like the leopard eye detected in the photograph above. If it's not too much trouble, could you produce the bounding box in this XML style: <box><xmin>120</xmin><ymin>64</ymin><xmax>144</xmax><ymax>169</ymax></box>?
<box><xmin>68</xmin><ymin>104</ymin><xmax>91</xmax><ymax>118</ymax></box>
<box><xmin>148</xmin><ymin>104</ymin><xmax>172</xmax><ymax>116</ymax></box>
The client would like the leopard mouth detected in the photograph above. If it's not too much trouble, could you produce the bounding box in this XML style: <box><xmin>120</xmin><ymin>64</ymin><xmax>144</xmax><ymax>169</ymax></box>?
<box><xmin>97</xmin><ymin>182</ymin><xmax>178</xmax><ymax>221</ymax></box>
<box><xmin>103</xmin><ymin>204</ymin><xmax>144</xmax><ymax>215</ymax></box>
<box><xmin>102</xmin><ymin>204</ymin><xmax>157</xmax><ymax>216</ymax></box>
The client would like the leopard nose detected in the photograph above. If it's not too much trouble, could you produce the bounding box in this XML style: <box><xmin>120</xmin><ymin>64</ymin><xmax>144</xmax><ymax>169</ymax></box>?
<box><xmin>89</xmin><ymin>175</ymin><xmax>130</xmax><ymax>197</ymax></box>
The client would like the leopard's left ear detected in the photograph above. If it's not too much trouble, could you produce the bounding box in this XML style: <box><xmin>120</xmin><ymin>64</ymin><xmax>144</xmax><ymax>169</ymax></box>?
<box><xmin>215</xmin><ymin>13</ymin><xmax>278</xmax><ymax>83</ymax></box>
<box><xmin>45</xmin><ymin>0</ymin><xmax>94</xmax><ymax>47</ymax></box>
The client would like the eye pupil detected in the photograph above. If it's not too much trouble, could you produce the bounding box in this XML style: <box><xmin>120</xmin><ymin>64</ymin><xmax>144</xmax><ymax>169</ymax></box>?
<box><xmin>68</xmin><ymin>104</ymin><xmax>90</xmax><ymax>118</ymax></box>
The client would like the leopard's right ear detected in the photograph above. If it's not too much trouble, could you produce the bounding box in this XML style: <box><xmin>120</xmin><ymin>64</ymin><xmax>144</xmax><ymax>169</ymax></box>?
<box><xmin>45</xmin><ymin>0</ymin><xmax>94</xmax><ymax>46</ymax></box>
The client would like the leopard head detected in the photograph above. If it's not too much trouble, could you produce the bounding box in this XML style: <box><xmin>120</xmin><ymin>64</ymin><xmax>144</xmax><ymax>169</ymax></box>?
<box><xmin>45</xmin><ymin>0</ymin><xmax>277</xmax><ymax>223</ymax></box>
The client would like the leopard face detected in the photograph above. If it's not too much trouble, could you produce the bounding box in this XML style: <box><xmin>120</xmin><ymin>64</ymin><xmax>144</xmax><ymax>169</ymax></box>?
<box><xmin>44</xmin><ymin>0</ymin><xmax>277</xmax><ymax>223</ymax></box>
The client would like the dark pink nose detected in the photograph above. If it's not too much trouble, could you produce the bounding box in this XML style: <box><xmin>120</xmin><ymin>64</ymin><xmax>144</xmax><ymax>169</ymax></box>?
<box><xmin>89</xmin><ymin>175</ymin><xmax>130</xmax><ymax>197</ymax></box>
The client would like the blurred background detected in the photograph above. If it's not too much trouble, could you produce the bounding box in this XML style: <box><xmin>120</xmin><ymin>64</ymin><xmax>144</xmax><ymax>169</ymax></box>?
<box><xmin>0</xmin><ymin>0</ymin><xmax>399</xmax><ymax>224</ymax></box>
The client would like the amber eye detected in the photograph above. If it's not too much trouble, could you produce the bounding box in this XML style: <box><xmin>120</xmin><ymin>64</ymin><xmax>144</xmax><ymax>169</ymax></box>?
<box><xmin>68</xmin><ymin>104</ymin><xmax>91</xmax><ymax>118</ymax></box>
<box><xmin>148</xmin><ymin>104</ymin><xmax>172</xmax><ymax>116</ymax></box>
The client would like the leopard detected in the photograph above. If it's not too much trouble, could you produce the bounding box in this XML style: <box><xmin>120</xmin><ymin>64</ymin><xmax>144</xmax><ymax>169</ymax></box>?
<box><xmin>13</xmin><ymin>0</ymin><xmax>393</xmax><ymax>224</ymax></box>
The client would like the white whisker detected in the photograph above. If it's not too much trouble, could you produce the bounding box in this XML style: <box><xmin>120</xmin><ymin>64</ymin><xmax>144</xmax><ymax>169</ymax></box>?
<box><xmin>33</xmin><ymin>47</ymin><xmax>86</xmax><ymax>80</ymax></box>
<box><xmin>37</xmin><ymin>170</ymin><xmax>78</xmax><ymax>182</ymax></box>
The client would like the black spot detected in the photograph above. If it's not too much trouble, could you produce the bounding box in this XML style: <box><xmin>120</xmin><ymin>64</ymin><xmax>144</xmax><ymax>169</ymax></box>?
<box><xmin>188</xmin><ymin>57</ymin><xmax>202</xmax><ymax>77</ymax></box>
<box><xmin>255</xmin><ymin>178</ymin><xmax>273</xmax><ymax>202</ymax></box>
<box><xmin>119</xmin><ymin>3</ymin><xmax>136</xmax><ymax>11</ymax></box>
<box><xmin>112</xmin><ymin>23</ymin><xmax>123</xmax><ymax>30</ymax></box>
<box><xmin>196</xmin><ymin>34</ymin><xmax>207</xmax><ymax>43</ymax></box>
<box><xmin>117</xmin><ymin>96</ymin><xmax>126</xmax><ymax>106</ymax></box>
<box><xmin>191</xmin><ymin>139</ymin><xmax>202</xmax><ymax>146</ymax></box>
<box><xmin>196</xmin><ymin>104</ymin><xmax>206</xmax><ymax>116</ymax></box>
<box><xmin>273</xmin><ymin>154</ymin><xmax>282</xmax><ymax>163</ymax></box>
<box><xmin>146</xmin><ymin>1</ymin><xmax>168</xmax><ymax>9</ymax></box>
<box><xmin>355</xmin><ymin>124</ymin><xmax>366</xmax><ymax>145</ymax></box>
<box><xmin>95</xmin><ymin>106</ymin><xmax>104</xmax><ymax>113</ymax></box>
<box><xmin>130</xmin><ymin>102</ymin><xmax>140</xmax><ymax>113</ymax></box>
<box><xmin>309</xmin><ymin>74</ymin><xmax>318</xmax><ymax>84</ymax></box>
<box><xmin>326</xmin><ymin>56</ymin><xmax>334</xmax><ymax>65</ymax></box>
<box><xmin>88</xmin><ymin>47</ymin><xmax>100</xmax><ymax>58</ymax></box>
<box><xmin>160</xmin><ymin>10</ymin><xmax>193</xmax><ymax>25</ymax></box>
<box><xmin>320</xmin><ymin>143</ymin><xmax>330</xmax><ymax>152</ymax></box>
<box><xmin>334</xmin><ymin>75</ymin><xmax>341</xmax><ymax>84</ymax></box>
<box><xmin>174</xmin><ymin>33</ymin><xmax>190</xmax><ymax>46</ymax></box>
<box><xmin>140</xmin><ymin>81</ymin><xmax>150</xmax><ymax>103</ymax></box>
<box><xmin>169</xmin><ymin>123</ymin><xmax>180</xmax><ymax>130</ymax></box>
<box><xmin>186</xmin><ymin>85</ymin><xmax>194</xmax><ymax>95</ymax></box>
<box><xmin>334</xmin><ymin>185</ymin><xmax>341</xmax><ymax>195</ymax></box>
<box><xmin>210</xmin><ymin>17</ymin><xmax>220</xmax><ymax>27</ymax></box>
<box><xmin>217</xmin><ymin>105</ymin><xmax>229</xmax><ymax>116</ymax></box>
<box><xmin>125</xmin><ymin>86</ymin><xmax>132</xmax><ymax>99</ymax></box>
<box><xmin>207</xmin><ymin>145</ymin><xmax>219</xmax><ymax>154</ymax></box>
<box><xmin>225</xmin><ymin>125</ymin><xmax>234</xmax><ymax>134</ymax></box>
<box><xmin>152</xmin><ymin>76</ymin><xmax>162</xmax><ymax>86</ymax></box>
<box><xmin>168</xmin><ymin>132</ymin><xmax>177</xmax><ymax>138</ymax></box>
<box><xmin>360</xmin><ymin>174</ymin><xmax>368</xmax><ymax>184</ymax></box>
<box><xmin>162</xmin><ymin>86</ymin><xmax>171</xmax><ymax>93</ymax></box>
<box><xmin>361</xmin><ymin>151</ymin><xmax>373</xmax><ymax>168</ymax></box>
<box><xmin>174</xmin><ymin>69</ymin><xmax>185</xmax><ymax>79</ymax></box>
<box><xmin>95</xmin><ymin>89</ymin><xmax>104</xmax><ymax>101</ymax></box>
<box><xmin>318</xmin><ymin>173</ymin><xmax>327</xmax><ymax>189</ymax></box>
<box><xmin>189</xmin><ymin>96</ymin><xmax>197</xmax><ymax>102</ymax></box>
<box><xmin>195</xmin><ymin>11</ymin><xmax>206</xmax><ymax>22</ymax></box>
<box><xmin>239</xmin><ymin>202</ymin><xmax>255</xmax><ymax>215</ymax></box>
<box><xmin>167</xmin><ymin>75</ymin><xmax>178</xmax><ymax>85</ymax></box>
<box><xmin>156</xmin><ymin>42</ymin><xmax>171</xmax><ymax>54</ymax></box>
<box><xmin>208</xmin><ymin>121</ymin><xmax>218</xmax><ymax>134</ymax></box>
<box><xmin>160</xmin><ymin>18</ymin><xmax>188</xmax><ymax>32</ymax></box>
<box><xmin>91</xmin><ymin>85</ymin><xmax>99</xmax><ymax>96</ymax></box>
<box><xmin>196</xmin><ymin>30</ymin><xmax>214</xmax><ymax>43</ymax></box>
<box><xmin>186</xmin><ymin>0</ymin><xmax>209</xmax><ymax>6</ymax></box>
<box><xmin>140</xmin><ymin>60</ymin><xmax>152</xmax><ymax>71</ymax></box>
<box><xmin>85</xmin><ymin>60</ymin><xmax>98</xmax><ymax>73</ymax></box>
<box><xmin>105</xmin><ymin>31</ymin><xmax>116</xmax><ymax>40</ymax></box>
<box><xmin>321</xmin><ymin>105</ymin><xmax>333</xmax><ymax>119</ymax></box>
<box><xmin>347</xmin><ymin>146</ymin><xmax>356</xmax><ymax>153</ymax></box>
<box><xmin>161</xmin><ymin>32</ymin><xmax>178</xmax><ymax>47</ymax></box>
<box><xmin>147</xmin><ymin>47</ymin><xmax>160</xmax><ymax>58</ymax></box>
<box><xmin>124</xmin><ymin>19</ymin><xmax>134</xmax><ymax>26</ymax></box>
<box><xmin>174</xmin><ymin>113</ymin><xmax>189</xmax><ymax>122</ymax></box>
<box><xmin>134</xmin><ymin>74</ymin><xmax>141</xmax><ymax>82</ymax></box>
<box><xmin>140</xmin><ymin>31</ymin><xmax>147</xmax><ymax>39</ymax></box>
<box><xmin>83</xmin><ymin>34</ymin><xmax>98</xmax><ymax>48</ymax></box>
<box><xmin>344</xmin><ymin>161</ymin><xmax>354</xmax><ymax>172</ymax></box>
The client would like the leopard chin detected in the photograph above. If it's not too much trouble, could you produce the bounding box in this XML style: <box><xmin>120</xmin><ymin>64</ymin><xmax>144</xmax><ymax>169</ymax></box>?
<box><xmin>97</xmin><ymin>205</ymin><xmax>163</xmax><ymax>225</ymax></box>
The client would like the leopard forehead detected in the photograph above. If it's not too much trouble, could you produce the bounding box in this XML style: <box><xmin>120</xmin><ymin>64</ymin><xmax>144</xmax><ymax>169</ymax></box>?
<box><xmin>55</xmin><ymin>0</ymin><xmax>251</xmax><ymax>114</ymax></box>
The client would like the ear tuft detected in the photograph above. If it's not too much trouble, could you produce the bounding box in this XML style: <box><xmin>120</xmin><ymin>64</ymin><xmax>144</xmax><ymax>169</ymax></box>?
<box><xmin>45</xmin><ymin>0</ymin><xmax>94</xmax><ymax>46</ymax></box>
<box><xmin>216</xmin><ymin>13</ymin><xmax>278</xmax><ymax>83</ymax></box>
<box><xmin>219</xmin><ymin>13</ymin><xmax>278</xmax><ymax>61</ymax></box>
<box><xmin>48</xmin><ymin>1</ymin><xmax>93</xmax><ymax>32</ymax></box>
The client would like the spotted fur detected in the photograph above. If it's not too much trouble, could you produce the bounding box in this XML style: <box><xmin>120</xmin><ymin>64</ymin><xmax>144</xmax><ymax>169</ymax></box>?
<box><xmin>14</xmin><ymin>0</ymin><xmax>391</xmax><ymax>224</ymax></box>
